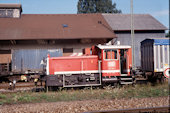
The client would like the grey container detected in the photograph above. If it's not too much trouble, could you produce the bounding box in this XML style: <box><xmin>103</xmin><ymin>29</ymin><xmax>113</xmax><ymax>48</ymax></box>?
<box><xmin>141</xmin><ymin>38</ymin><xmax>169</xmax><ymax>72</ymax></box>
<box><xmin>12</xmin><ymin>49</ymin><xmax>62</xmax><ymax>73</ymax></box>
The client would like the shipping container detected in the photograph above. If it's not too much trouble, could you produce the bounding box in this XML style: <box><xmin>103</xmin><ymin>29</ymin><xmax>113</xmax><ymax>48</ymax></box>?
<box><xmin>141</xmin><ymin>38</ymin><xmax>169</xmax><ymax>73</ymax></box>
<box><xmin>12</xmin><ymin>49</ymin><xmax>62</xmax><ymax>73</ymax></box>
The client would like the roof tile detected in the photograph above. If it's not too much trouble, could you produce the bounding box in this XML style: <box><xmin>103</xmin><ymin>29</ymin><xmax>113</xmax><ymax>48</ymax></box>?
<box><xmin>0</xmin><ymin>14</ymin><xmax>116</xmax><ymax>40</ymax></box>
<box><xmin>102</xmin><ymin>14</ymin><xmax>167</xmax><ymax>31</ymax></box>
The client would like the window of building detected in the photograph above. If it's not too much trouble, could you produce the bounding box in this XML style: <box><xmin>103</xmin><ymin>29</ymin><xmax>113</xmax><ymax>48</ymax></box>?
<box><xmin>0</xmin><ymin>9</ymin><xmax>13</xmax><ymax>18</ymax></box>
<box><xmin>63</xmin><ymin>48</ymin><xmax>73</xmax><ymax>53</ymax></box>
<box><xmin>7</xmin><ymin>10</ymin><xmax>13</xmax><ymax>17</ymax></box>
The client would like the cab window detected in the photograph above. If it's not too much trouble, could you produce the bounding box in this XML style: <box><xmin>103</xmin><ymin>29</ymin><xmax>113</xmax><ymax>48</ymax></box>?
<box><xmin>104</xmin><ymin>49</ymin><xmax>117</xmax><ymax>60</ymax></box>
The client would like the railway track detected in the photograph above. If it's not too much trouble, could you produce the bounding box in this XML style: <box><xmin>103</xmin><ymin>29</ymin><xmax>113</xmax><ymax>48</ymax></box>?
<box><xmin>0</xmin><ymin>77</ymin><xmax>160</xmax><ymax>92</ymax></box>
<box><xmin>0</xmin><ymin>78</ymin><xmax>150</xmax><ymax>90</ymax></box>
<box><xmin>0</xmin><ymin>82</ymin><xmax>45</xmax><ymax>89</ymax></box>
<box><xmin>84</xmin><ymin>106</ymin><xmax>170</xmax><ymax>113</ymax></box>
<box><xmin>0</xmin><ymin>80</ymin><xmax>147</xmax><ymax>91</ymax></box>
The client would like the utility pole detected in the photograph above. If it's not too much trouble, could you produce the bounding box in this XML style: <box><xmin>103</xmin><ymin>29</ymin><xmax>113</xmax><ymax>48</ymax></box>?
<box><xmin>131</xmin><ymin>0</ymin><xmax>135</xmax><ymax>70</ymax></box>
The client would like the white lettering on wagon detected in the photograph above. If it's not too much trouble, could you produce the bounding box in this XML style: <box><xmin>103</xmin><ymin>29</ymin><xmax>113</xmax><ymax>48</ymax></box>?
<box><xmin>108</xmin><ymin>62</ymin><xmax>115</xmax><ymax>67</ymax></box>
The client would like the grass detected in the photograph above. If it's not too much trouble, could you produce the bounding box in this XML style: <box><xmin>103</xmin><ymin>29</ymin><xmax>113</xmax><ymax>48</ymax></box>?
<box><xmin>0</xmin><ymin>82</ymin><xmax>169</xmax><ymax>105</ymax></box>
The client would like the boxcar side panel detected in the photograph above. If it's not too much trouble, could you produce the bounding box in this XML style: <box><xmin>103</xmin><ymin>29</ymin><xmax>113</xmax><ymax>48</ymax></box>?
<box><xmin>12</xmin><ymin>49</ymin><xmax>62</xmax><ymax>73</ymax></box>
<box><xmin>141</xmin><ymin>39</ymin><xmax>154</xmax><ymax>72</ymax></box>
<box><xmin>154</xmin><ymin>44</ymin><xmax>169</xmax><ymax>72</ymax></box>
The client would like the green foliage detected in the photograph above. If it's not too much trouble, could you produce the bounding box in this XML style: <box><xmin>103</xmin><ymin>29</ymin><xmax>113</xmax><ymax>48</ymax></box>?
<box><xmin>17</xmin><ymin>94</ymin><xmax>37</xmax><ymax>103</ymax></box>
<box><xmin>77</xmin><ymin>0</ymin><xmax>122</xmax><ymax>14</ymax></box>
<box><xmin>0</xmin><ymin>94</ymin><xmax>6</xmax><ymax>99</ymax></box>
<box><xmin>39</xmin><ymin>93</ymin><xmax>48</xmax><ymax>100</ymax></box>
<box><xmin>0</xmin><ymin>94</ymin><xmax>7</xmax><ymax>105</ymax></box>
<box><xmin>165</xmin><ymin>30</ymin><xmax>170</xmax><ymax>37</ymax></box>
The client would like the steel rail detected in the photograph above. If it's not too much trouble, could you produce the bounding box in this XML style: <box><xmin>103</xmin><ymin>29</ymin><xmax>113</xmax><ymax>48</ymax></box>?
<box><xmin>0</xmin><ymin>82</ymin><xmax>45</xmax><ymax>89</ymax></box>
<box><xmin>84</xmin><ymin>106</ymin><xmax>170</xmax><ymax>113</ymax></box>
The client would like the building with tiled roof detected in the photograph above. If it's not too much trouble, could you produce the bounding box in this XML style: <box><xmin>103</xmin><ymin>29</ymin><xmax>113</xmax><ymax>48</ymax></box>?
<box><xmin>0</xmin><ymin>4</ymin><xmax>168</xmax><ymax>68</ymax></box>
<box><xmin>102</xmin><ymin>14</ymin><xmax>167</xmax><ymax>67</ymax></box>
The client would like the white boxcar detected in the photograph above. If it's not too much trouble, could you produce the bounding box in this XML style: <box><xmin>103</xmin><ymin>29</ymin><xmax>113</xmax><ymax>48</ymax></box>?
<box><xmin>141</xmin><ymin>38</ymin><xmax>169</xmax><ymax>78</ymax></box>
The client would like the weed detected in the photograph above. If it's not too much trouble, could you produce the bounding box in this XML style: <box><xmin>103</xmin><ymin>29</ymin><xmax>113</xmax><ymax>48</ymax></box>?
<box><xmin>0</xmin><ymin>82</ymin><xmax>168</xmax><ymax>105</ymax></box>
<box><xmin>39</xmin><ymin>93</ymin><xmax>48</xmax><ymax>100</ymax></box>
<box><xmin>17</xmin><ymin>94</ymin><xmax>37</xmax><ymax>103</ymax></box>
<box><xmin>0</xmin><ymin>94</ymin><xmax>6</xmax><ymax>99</ymax></box>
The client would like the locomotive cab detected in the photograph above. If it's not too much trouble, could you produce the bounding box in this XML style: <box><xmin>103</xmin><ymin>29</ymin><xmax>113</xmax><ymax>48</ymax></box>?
<box><xmin>96</xmin><ymin>45</ymin><xmax>133</xmax><ymax>84</ymax></box>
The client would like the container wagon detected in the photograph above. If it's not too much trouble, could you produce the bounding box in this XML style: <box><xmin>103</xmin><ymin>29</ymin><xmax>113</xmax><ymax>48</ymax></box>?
<box><xmin>141</xmin><ymin>38</ymin><xmax>169</xmax><ymax>81</ymax></box>
<box><xmin>12</xmin><ymin>49</ymin><xmax>62</xmax><ymax>74</ymax></box>
<box><xmin>0</xmin><ymin>49</ymin><xmax>62</xmax><ymax>82</ymax></box>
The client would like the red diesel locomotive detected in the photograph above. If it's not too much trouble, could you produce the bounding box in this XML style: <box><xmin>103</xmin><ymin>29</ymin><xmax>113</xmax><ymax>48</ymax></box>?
<box><xmin>45</xmin><ymin>45</ymin><xmax>134</xmax><ymax>88</ymax></box>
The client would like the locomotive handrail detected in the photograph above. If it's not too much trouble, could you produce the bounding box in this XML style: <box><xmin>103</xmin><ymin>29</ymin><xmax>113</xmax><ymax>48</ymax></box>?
<box><xmin>98</xmin><ymin>60</ymin><xmax>102</xmax><ymax>85</ymax></box>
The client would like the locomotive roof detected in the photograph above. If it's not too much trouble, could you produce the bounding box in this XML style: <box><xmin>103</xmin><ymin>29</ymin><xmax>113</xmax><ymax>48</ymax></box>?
<box><xmin>97</xmin><ymin>45</ymin><xmax>131</xmax><ymax>49</ymax></box>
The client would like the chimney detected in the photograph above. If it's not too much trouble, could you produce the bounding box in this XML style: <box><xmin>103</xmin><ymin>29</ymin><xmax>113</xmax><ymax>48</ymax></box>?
<box><xmin>117</xmin><ymin>41</ymin><xmax>120</xmax><ymax>45</ymax></box>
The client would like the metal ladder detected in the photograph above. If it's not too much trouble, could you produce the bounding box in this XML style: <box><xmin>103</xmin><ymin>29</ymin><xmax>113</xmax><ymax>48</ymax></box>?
<box><xmin>119</xmin><ymin>75</ymin><xmax>134</xmax><ymax>85</ymax></box>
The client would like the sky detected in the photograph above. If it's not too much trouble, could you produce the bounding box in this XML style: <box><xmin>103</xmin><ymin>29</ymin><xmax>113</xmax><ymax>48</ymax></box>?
<box><xmin>0</xmin><ymin>0</ymin><xmax>169</xmax><ymax>29</ymax></box>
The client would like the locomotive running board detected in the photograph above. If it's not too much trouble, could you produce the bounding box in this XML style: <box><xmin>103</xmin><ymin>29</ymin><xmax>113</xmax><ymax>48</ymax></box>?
<box><xmin>120</xmin><ymin>78</ymin><xmax>133</xmax><ymax>80</ymax></box>
<box><xmin>102</xmin><ymin>78</ymin><xmax>118</xmax><ymax>82</ymax></box>
<box><xmin>120</xmin><ymin>82</ymin><xmax>133</xmax><ymax>85</ymax></box>
<box><xmin>62</xmin><ymin>83</ymin><xmax>101</xmax><ymax>88</ymax></box>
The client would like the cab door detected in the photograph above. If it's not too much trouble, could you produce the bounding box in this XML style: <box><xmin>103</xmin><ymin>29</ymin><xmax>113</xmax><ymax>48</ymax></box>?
<box><xmin>119</xmin><ymin>49</ymin><xmax>128</xmax><ymax>74</ymax></box>
<box><xmin>119</xmin><ymin>49</ymin><xmax>132</xmax><ymax>75</ymax></box>
<box><xmin>101</xmin><ymin>49</ymin><xmax>120</xmax><ymax>77</ymax></box>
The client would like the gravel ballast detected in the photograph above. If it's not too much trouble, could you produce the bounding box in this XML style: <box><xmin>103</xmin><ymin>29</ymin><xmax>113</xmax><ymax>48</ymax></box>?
<box><xmin>0</xmin><ymin>96</ymin><xmax>169</xmax><ymax>113</ymax></box>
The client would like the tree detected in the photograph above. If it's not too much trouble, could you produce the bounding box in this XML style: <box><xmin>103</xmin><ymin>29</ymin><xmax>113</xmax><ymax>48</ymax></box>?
<box><xmin>77</xmin><ymin>0</ymin><xmax>122</xmax><ymax>14</ymax></box>
<box><xmin>165</xmin><ymin>31</ymin><xmax>170</xmax><ymax>37</ymax></box>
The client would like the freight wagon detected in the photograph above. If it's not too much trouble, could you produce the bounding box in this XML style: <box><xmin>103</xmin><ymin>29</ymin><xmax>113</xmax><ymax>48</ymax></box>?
<box><xmin>0</xmin><ymin>49</ymin><xmax>62</xmax><ymax>82</ymax></box>
<box><xmin>12</xmin><ymin>49</ymin><xmax>62</xmax><ymax>74</ymax></box>
<box><xmin>141</xmin><ymin>38</ymin><xmax>169</xmax><ymax>81</ymax></box>
<box><xmin>45</xmin><ymin>44</ymin><xmax>134</xmax><ymax>88</ymax></box>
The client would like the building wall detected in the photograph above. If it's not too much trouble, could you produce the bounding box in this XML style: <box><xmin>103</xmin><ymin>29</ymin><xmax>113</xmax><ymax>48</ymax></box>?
<box><xmin>114</xmin><ymin>32</ymin><xmax>165</xmax><ymax>67</ymax></box>
<box><xmin>0</xmin><ymin>9</ymin><xmax>20</xmax><ymax>18</ymax></box>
